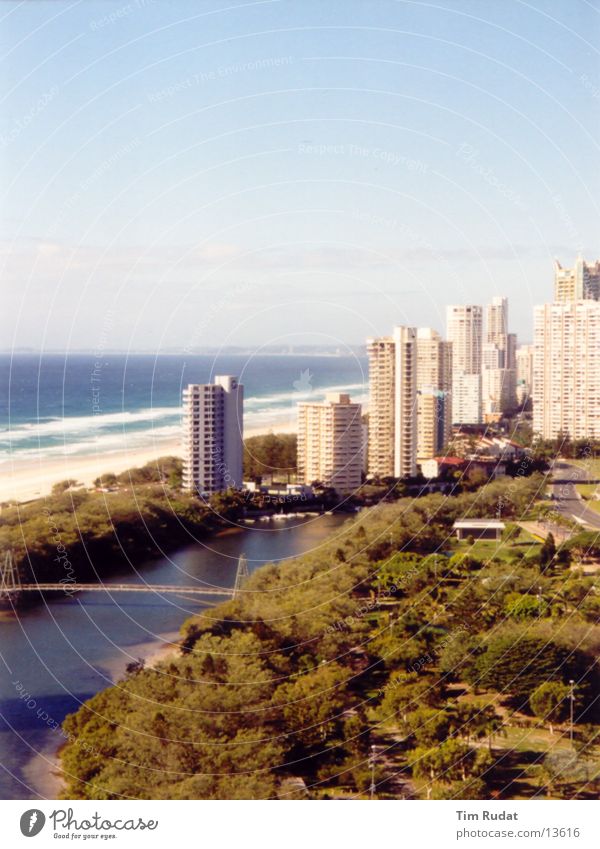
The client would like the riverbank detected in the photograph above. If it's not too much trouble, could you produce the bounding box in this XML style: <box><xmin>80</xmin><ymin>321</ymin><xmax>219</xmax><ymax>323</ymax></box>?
<box><xmin>22</xmin><ymin>628</ymin><xmax>183</xmax><ymax>800</ymax></box>
<box><xmin>0</xmin><ymin>512</ymin><xmax>350</xmax><ymax>801</ymax></box>
<box><xmin>0</xmin><ymin>421</ymin><xmax>296</xmax><ymax>504</ymax></box>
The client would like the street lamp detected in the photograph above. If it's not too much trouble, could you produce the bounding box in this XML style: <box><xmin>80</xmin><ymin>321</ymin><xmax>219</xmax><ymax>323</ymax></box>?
<box><xmin>369</xmin><ymin>744</ymin><xmax>377</xmax><ymax>800</ymax></box>
<box><xmin>569</xmin><ymin>680</ymin><xmax>575</xmax><ymax>746</ymax></box>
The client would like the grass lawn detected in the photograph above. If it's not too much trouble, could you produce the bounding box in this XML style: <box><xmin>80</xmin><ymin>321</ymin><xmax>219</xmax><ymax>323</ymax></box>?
<box><xmin>499</xmin><ymin>725</ymin><xmax>572</xmax><ymax>754</ymax></box>
<box><xmin>450</xmin><ymin>532</ymin><xmax>542</xmax><ymax>564</ymax></box>
<box><xmin>575</xmin><ymin>483</ymin><xmax>600</xmax><ymax>514</ymax></box>
<box><xmin>570</xmin><ymin>458</ymin><xmax>600</xmax><ymax>479</ymax></box>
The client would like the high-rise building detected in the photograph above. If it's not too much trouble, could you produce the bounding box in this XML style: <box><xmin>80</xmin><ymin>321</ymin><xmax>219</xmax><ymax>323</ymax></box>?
<box><xmin>482</xmin><ymin>368</ymin><xmax>511</xmax><ymax>418</ymax></box>
<box><xmin>485</xmin><ymin>296</ymin><xmax>508</xmax><ymax>358</ymax></box>
<box><xmin>416</xmin><ymin>328</ymin><xmax>452</xmax><ymax>460</ymax></box>
<box><xmin>392</xmin><ymin>326</ymin><xmax>418</xmax><ymax>477</ymax></box>
<box><xmin>533</xmin><ymin>301</ymin><xmax>600</xmax><ymax>440</ymax></box>
<box><xmin>505</xmin><ymin>332</ymin><xmax>517</xmax><ymax>405</ymax></box>
<box><xmin>297</xmin><ymin>393</ymin><xmax>363</xmax><ymax>493</ymax></box>
<box><xmin>482</xmin><ymin>342</ymin><xmax>503</xmax><ymax>370</ymax></box>
<box><xmin>452</xmin><ymin>373</ymin><xmax>482</xmax><ymax>425</ymax></box>
<box><xmin>446</xmin><ymin>304</ymin><xmax>482</xmax><ymax>423</ymax></box>
<box><xmin>366</xmin><ymin>336</ymin><xmax>395</xmax><ymax>478</ymax></box>
<box><xmin>182</xmin><ymin>375</ymin><xmax>243</xmax><ymax>495</ymax></box>
<box><xmin>367</xmin><ymin>326</ymin><xmax>417</xmax><ymax>478</ymax></box>
<box><xmin>481</xmin><ymin>298</ymin><xmax>516</xmax><ymax>413</ymax></box>
<box><xmin>554</xmin><ymin>257</ymin><xmax>600</xmax><ymax>302</ymax></box>
<box><xmin>516</xmin><ymin>344</ymin><xmax>534</xmax><ymax>403</ymax></box>
<box><xmin>447</xmin><ymin>304</ymin><xmax>483</xmax><ymax>373</ymax></box>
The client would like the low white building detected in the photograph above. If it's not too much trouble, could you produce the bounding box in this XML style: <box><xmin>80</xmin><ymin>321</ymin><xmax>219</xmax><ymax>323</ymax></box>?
<box><xmin>453</xmin><ymin>519</ymin><xmax>505</xmax><ymax>540</ymax></box>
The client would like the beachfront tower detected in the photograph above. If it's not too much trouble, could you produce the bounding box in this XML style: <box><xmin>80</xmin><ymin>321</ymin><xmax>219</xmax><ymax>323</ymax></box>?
<box><xmin>182</xmin><ymin>375</ymin><xmax>244</xmax><ymax>496</ymax></box>
<box><xmin>367</xmin><ymin>326</ymin><xmax>417</xmax><ymax>479</ymax></box>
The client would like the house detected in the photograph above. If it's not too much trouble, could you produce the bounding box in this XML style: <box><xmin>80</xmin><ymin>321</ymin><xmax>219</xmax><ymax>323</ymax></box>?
<box><xmin>420</xmin><ymin>456</ymin><xmax>466</xmax><ymax>479</ymax></box>
<box><xmin>453</xmin><ymin>519</ymin><xmax>505</xmax><ymax>541</ymax></box>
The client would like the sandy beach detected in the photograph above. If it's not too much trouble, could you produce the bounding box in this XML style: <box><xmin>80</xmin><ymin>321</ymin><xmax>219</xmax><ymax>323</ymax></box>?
<box><xmin>0</xmin><ymin>440</ymin><xmax>184</xmax><ymax>504</ymax></box>
<box><xmin>0</xmin><ymin>422</ymin><xmax>296</xmax><ymax>504</ymax></box>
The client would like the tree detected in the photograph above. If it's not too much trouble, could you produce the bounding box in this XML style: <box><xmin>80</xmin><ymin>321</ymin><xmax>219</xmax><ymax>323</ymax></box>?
<box><xmin>274</xmin><ymin>663</ymin><xmax>349</xmax><ymax>755</ymax></box>
<box><xmin>504</xmin><ymin>592</ymin><xmax>547</xmax><ymax>620</ymax></box>
<box><xmin>472</xmin><ymin>632</ymin><xmax>571</xmax><ymax>702</ymax></box>
<box><xmin>51</xmin><ymin>479</ymin><xmax>81</xmax><ymax>494</ymax></box>
<box><xmin>411</xmin><ymin>739</ymin><xmax>491</xmax><ymax>797</ymax></box>
<box><xmin>540</xmin><ymin>532</ymin><xmax>556</xmax><ymax>569</ymax></box>
<box><xmin>447</xmin><ymin>552</ymin><xmax>481</xmax><ymax>576</ymax></box>
<box><xmin>243</xmin><ymin>432</ymin><xmax>297</xmax><ymax>480</ymax></box>
<box><xmin>453</xmin><ymin>703</ymin><xmax>502</xmax><ymax>750</ymax></box>
<box><xmin>378</xmin><ymin>672</ymin><xmax>442</xmax><ymax>726</ymax></box>
<box><xmin>530</xmin><ymin>681</ymin><xmax>570</xmax><ymax>735</ymax></box>
<box><xmin>93</xmin><ymin>472</ymin><xmax>118</xmax><ymax>488</ymax></box>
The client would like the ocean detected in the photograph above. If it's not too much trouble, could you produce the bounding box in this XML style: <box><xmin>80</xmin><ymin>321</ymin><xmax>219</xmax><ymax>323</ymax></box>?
<box><xmin>0</xmin><ymin>353</ymin><xmax>368</xmax><ymax>465</ymax></box>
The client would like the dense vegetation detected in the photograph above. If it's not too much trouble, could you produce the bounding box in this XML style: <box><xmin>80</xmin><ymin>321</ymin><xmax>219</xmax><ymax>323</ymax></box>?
<box><xmin>58</xmin><ymin>472</ymin><xmax>600</xmax><ymax>800</ymax></box>
<box><xmin>243</xmin><ymin>432</ymin><xmax>297</xmax><ymax>480</ymax></box>
<box><xmin>0</xmin><ymin>457</ymin><xmax>219</xmax><ymax>588</ymax></box>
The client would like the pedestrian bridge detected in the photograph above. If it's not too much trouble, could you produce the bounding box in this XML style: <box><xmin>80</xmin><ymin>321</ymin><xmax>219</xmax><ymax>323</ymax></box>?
<box><xmin>0</xmin><ymin>552</ymin><xmax>249</xmax><ymax>601</ymax></box>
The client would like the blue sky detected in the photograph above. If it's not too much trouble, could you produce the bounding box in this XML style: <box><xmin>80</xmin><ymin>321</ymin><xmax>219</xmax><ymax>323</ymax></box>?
<box><xmin>1</xmin><ymin>0</ymin><xmax>599</xmax><ymax>351</ymax></box>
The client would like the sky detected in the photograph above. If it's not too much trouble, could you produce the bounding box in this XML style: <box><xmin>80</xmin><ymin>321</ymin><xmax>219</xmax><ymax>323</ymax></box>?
<box><xmin>0</xmin><ymin>0</ymin><xmax>599</xmax><ymax>352</ymax></box>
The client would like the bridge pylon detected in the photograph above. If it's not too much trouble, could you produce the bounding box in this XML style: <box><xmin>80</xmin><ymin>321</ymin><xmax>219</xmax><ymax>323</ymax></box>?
<box><xmin>0</xmin><ymin>550</ymin><xmax>21</xmax><ymax>600</ymax></box>
<box><xmin>233</xmin><ymin>553</ymin><xmax>249</xmax><ymax>599</ymax></box>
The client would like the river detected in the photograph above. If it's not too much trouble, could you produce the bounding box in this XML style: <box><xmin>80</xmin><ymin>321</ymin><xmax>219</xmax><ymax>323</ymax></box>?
<box><xmin>0</xmin><ymin>513</ymin><xmax>349</xmax><ymax>800</ymax></box>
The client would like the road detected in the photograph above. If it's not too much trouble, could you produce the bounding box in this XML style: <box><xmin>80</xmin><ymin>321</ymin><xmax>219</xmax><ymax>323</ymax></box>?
<box><xmin>549</xmin><ymin>461</ymin><xmax>600</xmax><ymax>531</ymax></box>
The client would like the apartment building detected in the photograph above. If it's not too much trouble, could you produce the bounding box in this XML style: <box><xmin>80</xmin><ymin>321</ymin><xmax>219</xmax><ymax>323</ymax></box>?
<box><xmin>367</xmin><ymin>326</ymin><xmax>417</xmax><ymax>478</ymax></box>
<box><xmin>446</xmin><ymin>304</ymin><xmax>482</xmax><ymax>423</ymax></box>
<box><xmin>297</xmin><ymin>393</ymin><xmax>363</xmax><ymax>493</ymax></box>
<box><xmin>416</xmin><ymin>327</ymin><xmax>452</xmax><ymax>460</ymax></box>
<box><xmin>533</xmin><ymin>301</ymin><xmax>600</xmax><ymax>439</ymax></box>
<box><xmin>182</xmin><ymin>375</ymin><xmax>243</xmax><ymax>495</ymax></box>
<box><xmin>554</xmin><ymin>257</ymin><xmax>600</xmax><ymax>302</ymax></box>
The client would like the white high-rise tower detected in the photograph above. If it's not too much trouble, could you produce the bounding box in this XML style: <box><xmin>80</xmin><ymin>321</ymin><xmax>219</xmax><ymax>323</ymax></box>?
<box><xmin>446</xmin><ymin>304</ymin><xmax>482</xmax><ymax>424</ymax></box>
<box><xmin>533</xmin><ymin>302</ymin><xmax>600</xmax><ymax>440</ymax></box>
<box><xmin>182</xmin><ymin>375</ymin><xmax>244</xmax><ymax>495</ymax></box>
<box><xmin>367</xmin><ymin>326</ymin><xmax>417</xmax><ymax>478</ymax></box>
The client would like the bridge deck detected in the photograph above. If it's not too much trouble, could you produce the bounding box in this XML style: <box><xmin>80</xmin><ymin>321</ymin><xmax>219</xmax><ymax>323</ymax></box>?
<box><xmin>3</xmin><ymin>583</ymin><xmax>234</xmax><ymax>596</ymax></box>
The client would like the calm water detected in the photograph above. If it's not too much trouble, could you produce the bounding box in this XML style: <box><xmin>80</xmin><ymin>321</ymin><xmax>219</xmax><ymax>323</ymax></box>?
<box><xmin>0</xmin><ymin>513</ymin><xmax>348</xmax><ymax>800</ymax></box>
<box><xmin>0</xmin><ymin>353</ymin><xmax>368</xmax><ymax>465</ymax></box>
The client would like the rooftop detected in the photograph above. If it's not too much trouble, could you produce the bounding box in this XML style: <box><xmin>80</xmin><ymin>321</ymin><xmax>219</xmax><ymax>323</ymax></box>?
<box><xmin>453</xmin><ymin>519</ymin><xmax>505</xmax><ymax>530</ymax></box>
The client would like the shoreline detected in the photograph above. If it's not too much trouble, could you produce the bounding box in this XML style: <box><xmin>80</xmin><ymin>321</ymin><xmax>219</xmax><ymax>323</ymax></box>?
<box><xmin>23</xmin><ymin>630</ymin><xmax>183</xmax><ymax>800</ymax></box>
<box><xmin>0</xmin><ymin>421</ymin><xmax>296</xmax><ymax>504</ymax></box>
